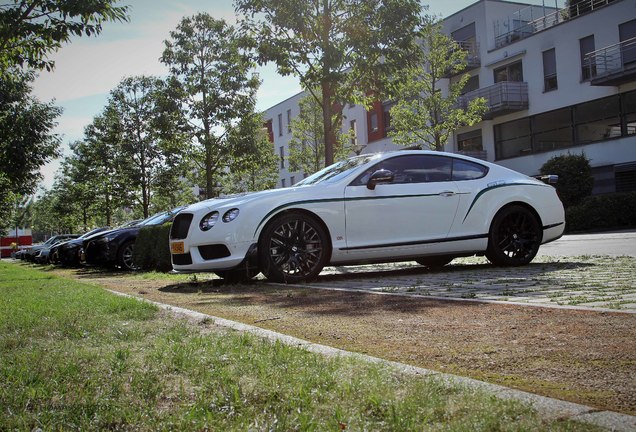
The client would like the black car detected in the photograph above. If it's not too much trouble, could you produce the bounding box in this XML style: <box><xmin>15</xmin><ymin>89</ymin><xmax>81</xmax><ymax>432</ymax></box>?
<box><xmin>22</xmin><ymin>234</ymin><xmax>79</xmax><ymax>262</ymax></box>
<box><xmin>83</xmin><ymin>208</ymin><xmax>183</xmax><ymax>270</ymax></box>
<box><xmin>50</xmin><ymin>227</ymin><xmax>112</xmax><ymax>267</ymax></box>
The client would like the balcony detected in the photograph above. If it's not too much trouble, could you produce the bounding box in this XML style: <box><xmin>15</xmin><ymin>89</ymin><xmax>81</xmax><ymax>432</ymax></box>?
<box><xmin>585</xmin><ymin>37</ymin><xmax>636</xmax><ymax>86</ymax></box>
<box><xmin>443</xmin><ymin>40</ymin><xmax>481</xmax><ymax>77</ymax></box>
<box><xmin>494</xmin><ymin>0</ymin><xmax>616</xmax><ymax>50</ymax></box>
<box><xmin>458</xmin><ymin>81</ymin><xmax>528</xmax><ymax>119</ymax></box>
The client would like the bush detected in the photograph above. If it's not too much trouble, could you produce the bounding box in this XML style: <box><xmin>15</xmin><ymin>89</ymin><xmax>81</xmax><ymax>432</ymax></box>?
<box><xmin>540</xmin><ymin>153</ymin><xmax>593</xmax><ymax>208</ymax></box>
<box><xmin>566</xmin><ymin>192</ymin><xmax>636</xmax><ymax>232</ymax></box>
<box><xmin>133</xmin><ymin>223</ymin><xmax>172</xmax><ymax>272</ymax></box>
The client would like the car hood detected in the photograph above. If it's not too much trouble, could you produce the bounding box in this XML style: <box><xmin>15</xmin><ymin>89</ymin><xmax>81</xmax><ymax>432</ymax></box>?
<box><xmin>183</xmin><ymin>187</ymin><xmax>315</xmax><ymax>213</ymax></box>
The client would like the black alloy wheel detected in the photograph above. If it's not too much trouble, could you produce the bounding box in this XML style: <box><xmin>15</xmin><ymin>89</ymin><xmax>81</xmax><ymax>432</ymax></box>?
<box><xmin>117</xmin><ymin>240</ymin><xmax>138</xmax><ymax>271</ymax></box>
<box><xmin>259</xmin><ymin>213</ymin><xmax>329</xmax><ymax>283</ymax></box>
<box><xmin>486</xmin><ymin>205</ymin><xmax>542</xmax><ymax>266</ymax></box>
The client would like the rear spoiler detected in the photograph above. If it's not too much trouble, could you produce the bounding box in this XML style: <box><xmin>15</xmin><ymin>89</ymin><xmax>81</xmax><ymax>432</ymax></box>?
<box><xmin>533</xmin><ymin>174</ymin><xmax>559</xmax><ymax>185</ymax></box>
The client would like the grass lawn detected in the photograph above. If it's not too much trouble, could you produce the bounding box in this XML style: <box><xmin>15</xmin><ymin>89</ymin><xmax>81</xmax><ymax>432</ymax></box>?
<box><xmin>0</xmin><ymin>261</ymin><xmax>599</xmax><ymax>431</ymax></box>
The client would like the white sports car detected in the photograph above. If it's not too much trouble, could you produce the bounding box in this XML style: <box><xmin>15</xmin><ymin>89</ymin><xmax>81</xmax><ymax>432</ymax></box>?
<box><xmin>170</xmin><ymin>150</ymin><xmax>564</xmax><ymax>283</ymax></box>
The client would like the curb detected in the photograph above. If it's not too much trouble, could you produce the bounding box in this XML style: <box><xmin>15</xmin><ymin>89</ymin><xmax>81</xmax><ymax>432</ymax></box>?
<box><xmin>107</xmin><ymin>289</ymin><xmax>636</xmax><ymax>431</ymax></box>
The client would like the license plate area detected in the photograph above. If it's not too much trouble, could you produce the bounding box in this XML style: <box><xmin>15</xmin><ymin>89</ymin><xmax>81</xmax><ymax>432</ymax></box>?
<box><xmin>170</xmin><ymin>241</ymin><xmax>185</xmax><ymax>254</ymax></box>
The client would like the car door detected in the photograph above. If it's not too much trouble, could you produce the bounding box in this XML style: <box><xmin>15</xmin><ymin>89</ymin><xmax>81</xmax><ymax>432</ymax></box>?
<box><xmin>343</xmin><ymin>154</ymin><xmax>460</xmax><ymax>253</ymax></box>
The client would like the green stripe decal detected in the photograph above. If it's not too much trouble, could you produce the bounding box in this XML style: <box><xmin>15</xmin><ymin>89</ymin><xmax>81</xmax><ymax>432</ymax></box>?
<box><xmin>462</xmin><ymin>182</ymin><xmax>548</xmax><ymax>223</ymax></box>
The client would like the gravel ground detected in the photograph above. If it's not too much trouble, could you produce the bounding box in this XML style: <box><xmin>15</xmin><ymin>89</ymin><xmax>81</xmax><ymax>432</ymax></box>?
<box><xmin>54</xmin><ymin>255</ymin><xmax>636</xmax><ymax>416</ymax></box>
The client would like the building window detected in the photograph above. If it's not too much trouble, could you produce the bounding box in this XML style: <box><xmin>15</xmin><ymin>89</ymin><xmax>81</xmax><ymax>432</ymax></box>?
<box><xmin>575</xmin><ymin>95</ymin><xmax>621</xmax><ymax>144</ymax></box>
<box><xmin>494</xmin><ymin>60</ymin><xmax>523</xmax><ymax>83</ymax></box>
<box><xmin>382</xmin><ymin>102</ymin><xmax>395</xmax><ymax>132</ymax></box>
<box><xmin>286</xmin><ymin>109</ymin><xmax>292</xmax><ymax>133</ymax></box>
<box><xmin>350</xmin><ymin>119</ymin><xmax>358</xmax><ymax>146</ymax></box>
<box><xmin>370</xmin><ymin>112</ymin><xmax>378</xmax><ymax>132</ymax></box>
<box><xmin>579</xmin><ymin>35</ymin><xmax>596</xmax><ymax>81</ymax></box>
<box><xmin>290</xmin><ymin>176</ymin><xmax>295</xmax><ymax>185</ymax></box>
<box><xmin>281</xmin><ymin>178</ymin><xmax>286</xmax><ymax>188</ymax></box>
<box><xmin>277</xmin><ymin>113</ymin><xmax>283</xmax><ymax>136</ymax></box>
<box><xmin>542</xmin><ymin>48</ymin><xmax>557</xmax><ymax>92</ymax></box>
<box><xmin>619</xmin><ymin>19</ymin><xmax>636</xmax><ymax>68</ymax></box>
<box><xmin>457</xmin><ymin>129</ymin><xmax>483</xmax><ymax>152</ymax></box>
<box><xmin>533</xmin><ymin>108</ymin><xmax>572</xmax><ymax>152</ymax></box>
<box><xmin>462</xmin><ymin>74</ymin><xmax>479</xmax><ymax>95</ymax></box>
<box><xmin>494</xmin><ymin>90</ymin><xmax>636</xmax><ymax>160</ymax></box>
<box><xmin>615</xmin><ymin>163</ymin><xmax>636</xmax><ymax>192</ymax></box>
<box><xmin>622</xmin><ymin>90</ymin><xmax>636</xmax><ymax>136</ymax></box>
<box><xmin>279</xmin><ymin>146</ymin><xmax>284</xmax><ymax>168</ymax></box>
<box><xmin>494</xmin><ymin>118</ymin><xmax>531</xmax><ymax>159</ymax></box>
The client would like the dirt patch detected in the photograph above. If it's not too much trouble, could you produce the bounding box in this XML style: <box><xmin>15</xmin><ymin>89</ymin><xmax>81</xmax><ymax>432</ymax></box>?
<box><xmin>60</xmin><ymin>267</ymin><xmax>636</xmax><ymax>415</ymax></box>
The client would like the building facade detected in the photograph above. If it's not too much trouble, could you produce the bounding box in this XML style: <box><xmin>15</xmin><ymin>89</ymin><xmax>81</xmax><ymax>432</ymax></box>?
<box><xmin>264</xmin><ymin>0</ymin><xmax>636</xmax><ymax>193</ymax></box>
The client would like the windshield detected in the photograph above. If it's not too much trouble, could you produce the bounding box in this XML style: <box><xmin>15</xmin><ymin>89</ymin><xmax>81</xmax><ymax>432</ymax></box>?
<box><xmin>295</xmin><ymin>154</ymin><xmax>380</xmax><ymax>186</ymax></box>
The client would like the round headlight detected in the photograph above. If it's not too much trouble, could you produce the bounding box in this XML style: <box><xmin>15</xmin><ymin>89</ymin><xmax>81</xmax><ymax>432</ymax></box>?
<box><xmin>222</xmin><ymin>208</ymin><xmax>240</xmax><ymax>223</ymax></box>
<box><xmin>199</xmin><ymin>211</ymin><xmax>219</xmax><ymax>231</ymax></box>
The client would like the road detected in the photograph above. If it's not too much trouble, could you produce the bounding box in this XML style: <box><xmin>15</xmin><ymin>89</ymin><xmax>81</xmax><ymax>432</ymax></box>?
<box><xmin>538</xmin><ymin>229</ymin><xmax>636</xmax><ymax>257</ymax></box>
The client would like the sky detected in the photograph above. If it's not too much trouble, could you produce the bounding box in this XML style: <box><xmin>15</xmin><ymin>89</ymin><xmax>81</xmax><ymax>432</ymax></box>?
<box><xmin>32</xmin><ymin>0</ymin><xmax>550</xmax><ymax>190</ymax></box>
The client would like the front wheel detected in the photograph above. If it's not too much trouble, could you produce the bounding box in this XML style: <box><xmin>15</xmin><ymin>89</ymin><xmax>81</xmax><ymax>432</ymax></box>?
<box><xmin>486</xmin><ymin>205</ymin><xmax>542</xmax><ymax>266</ymax></box>
<box><xmin>117</xmin><ymin>240</ymin><xmax>138</xmax><ymax>271</ymax></box>
<box><xmin>259</xmin><ymin>213</ymin><xmax>329</xmax><ymax>283</ymax></box>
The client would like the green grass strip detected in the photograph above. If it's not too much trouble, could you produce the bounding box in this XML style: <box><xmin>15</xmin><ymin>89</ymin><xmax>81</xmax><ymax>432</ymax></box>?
<box><xmin>0</xmin><ymin>261</ymin><xmax>599</xmax><ymax>431</ymax></box>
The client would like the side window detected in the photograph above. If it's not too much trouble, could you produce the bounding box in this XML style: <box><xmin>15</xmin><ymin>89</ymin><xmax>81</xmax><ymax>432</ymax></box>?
<box><xmin>452</xmin><ymin>159</ymin><xmax>488</xmax><ymax>180</ymax></box>
<box><xmin>351</xmin><ymin>155</ymin><xmax>452</xmax><ymax>186</ymax></box>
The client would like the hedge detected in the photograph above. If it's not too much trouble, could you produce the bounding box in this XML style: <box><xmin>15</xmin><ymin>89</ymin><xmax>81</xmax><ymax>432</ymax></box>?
<box><xmin>565</xmin><ymin>191</ymin><xmax>636</xmax><ymax>233</ymax></box>
<box><xmin>133</xmin><ymin>223</ymin><xmax>172</xmax><ymax>272</ymax></box>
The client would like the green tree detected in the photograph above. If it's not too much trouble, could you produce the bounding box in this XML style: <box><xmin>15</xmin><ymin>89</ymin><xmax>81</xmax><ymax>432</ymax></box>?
<box><xmin>80</xmin><ymin>107</ymin><xmax>130</xmax><ymax>226</ymax></box>
<box><xmin>222</xmin><ymin>113</ymin><xmax>278</xmax><ymax>194</ymax></box>
<box><xmin>235</xmin><ymin>0</ymin><xmax>425</xmax><ymax>166</ymax></box>
<box><xmin>108</xmin><ymin>76</ymin><xmax>188</xmax><ymax>217</ymax></box>
<box><xmin>540</xmin><ymin>153</ymin><xmax>594</xmax><ymax>208</ymax></box>
<box><xmin>0</xmin><ymin>0</ymin><xmax>129</xmax><ymax>71</ymax></box>
<box><xmin>0</xmin><ymin>70</ymin><xmax>61</xmax><ymax>233</ymax></box>
<box><xmin>389</xmin><ymin>17</ymin><xmax>487</xmax><ymax>151</ymax></box>
<box><xmin>161</xmin><ymin>13</ymin><xmax>260</xmax><ymax>199</ymax></box>
<box><xmin>288</xmin><ymin>94</ymin><xmax>353</xmax><ymax>176</ymax></box>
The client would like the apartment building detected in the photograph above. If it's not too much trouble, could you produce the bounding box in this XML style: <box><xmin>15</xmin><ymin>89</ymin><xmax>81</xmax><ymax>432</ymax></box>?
<box><xmin>264</xmin><ymin>0</ymin><xmax>636</xmax><ymax>193</ymax></box>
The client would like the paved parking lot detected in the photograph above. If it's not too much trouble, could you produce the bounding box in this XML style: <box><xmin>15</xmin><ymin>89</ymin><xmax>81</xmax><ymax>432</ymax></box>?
<box><xmin>298</xmin><ymin>255</ymin><xmax>636</xmax><ymax>313</ymax></box>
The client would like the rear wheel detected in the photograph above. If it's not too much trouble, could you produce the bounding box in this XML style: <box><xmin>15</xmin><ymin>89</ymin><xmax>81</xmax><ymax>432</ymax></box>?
<box><xmin>486</xmin><ymin>205</ymin><xmax>542</xmax><ymax>266</ymax></box>
<box><xmin>416</xmin><ymin>256</ymin><xmax>454</xmax><ymax>269</ymax></box>
<box><xmin>259</xmin><ymin>213</ymin><xmax>329</xmax><ymax>283</ymax></box>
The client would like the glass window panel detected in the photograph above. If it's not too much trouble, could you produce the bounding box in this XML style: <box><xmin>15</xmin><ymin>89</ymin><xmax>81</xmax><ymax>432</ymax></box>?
<box><xmin>457</xmin><ymin>129</ymin><xmax>483</xmax><ymax>151</ymax></box>
<box><xmin>452</xmin><ymin>159</ymin><xmax>488</xmax><ymax>181</ymax></box>
<box><xmin>575</xmin><ymin>96</ymin><xmax>621</xmax><ymax>143</ymax></box>
<box><xmin>533</xmin><ymin>108</ymin><xmax>570</xmax><ymax>133</ymax></box>
<box><xmin>495</xmin><ymin>118</ymin><xmax>531</xmax><ymax>159</ymax></box>
<box><xmin>580</xmin><ymin>35</ymin><xmax>595</xmax><ymax>80</ymax></box>
<box><xmin>623</xmin><ymin>91</ymin><xmax>636</xmax><ymax>136</ymax></box>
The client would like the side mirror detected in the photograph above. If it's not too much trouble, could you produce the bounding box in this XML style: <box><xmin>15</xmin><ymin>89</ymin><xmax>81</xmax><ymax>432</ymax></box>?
<box><xmin>367</xmin><ymin>169</ymin><xmax>394</xmax><ymax>190</ymax></box>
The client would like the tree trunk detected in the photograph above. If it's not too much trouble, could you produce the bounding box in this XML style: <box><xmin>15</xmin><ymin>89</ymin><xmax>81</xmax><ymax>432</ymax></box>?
<box><xmin>322</xmin><ymin>81</ymin><xmax>335</xmax><ymax>166</ymax></box>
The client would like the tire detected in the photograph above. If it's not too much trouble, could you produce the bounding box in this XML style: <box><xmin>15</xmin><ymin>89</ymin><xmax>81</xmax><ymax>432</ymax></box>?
<box><xmin>259</xmin><ymin>213</ymin><xmax>329</xmax><ymax>283</ymax></box>
<box><xmin>215</xmin><ymin>267</ymin><xmax>259</xmax><ymax>284</ymax></box>
<box><xmin>117</xmin><ymin>240</ymin><xmax>138</xmax><ymax>271</ymax></box>
<box><xmin>416</xmin><ymin>256</ymin><xmax>454</xmax><ymax>269</ymax></box>
<box><xmin>486</xmin><ymin>205</ymin><xmax>542</xmax><ymax>266</ymax></box>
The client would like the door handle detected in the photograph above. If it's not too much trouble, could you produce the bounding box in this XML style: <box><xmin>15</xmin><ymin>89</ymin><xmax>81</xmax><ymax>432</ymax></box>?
<box><xmin>439</xmin><ymin>191</ymin><xmax>456</xmax><ymax>197</ymax></box>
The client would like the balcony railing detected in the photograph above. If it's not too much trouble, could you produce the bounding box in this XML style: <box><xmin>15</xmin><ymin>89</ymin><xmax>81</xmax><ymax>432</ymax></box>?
<box><xmin>494</xmin><ymin>0</ymin><xmax>616</xmax><ymax>49</ymax></box>
<box><xmin>584</xmin><ymin>37</ymin><xmax>636</xmax><ymax>86</ymax></box>
<box><xmin>458</xmin><ymin>81</ymin><xmax>528</xmax><ymax>119</ymax></box>
<box><xmin>443</xmin><ymin>40</ymin><xmax>480</xmax><ymax>77</ymax></box>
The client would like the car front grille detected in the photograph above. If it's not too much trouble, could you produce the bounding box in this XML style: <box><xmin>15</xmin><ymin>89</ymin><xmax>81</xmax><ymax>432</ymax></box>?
<box><xmin>198</xmin><ymin>244</ymin><xmax>231</xmax><ymax>260</ymax></box>
<box><xmin>172</xmin><ymin>252</ymin><xmax>192</xmax><ymax>265</ymax></box>
<box><xmin>171</xmin><ymin>213</ymin><xmax>193</xmax><ymax>239</ymax></box>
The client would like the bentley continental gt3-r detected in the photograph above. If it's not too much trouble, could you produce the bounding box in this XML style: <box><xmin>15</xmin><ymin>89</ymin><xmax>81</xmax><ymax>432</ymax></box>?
<box><xmin>170</xmin><ymin>150</ymin><xmax>565</xmax><ymax>283</ymax></box>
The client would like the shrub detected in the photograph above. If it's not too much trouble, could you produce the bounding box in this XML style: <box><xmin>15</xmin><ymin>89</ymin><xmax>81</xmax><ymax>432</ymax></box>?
<box><xmin>133</xmin><ymin>223</ymin><xmax>172</xmax><ymax>272</ymax></box>
<box><xmin>565</xmin><ymin>192</ymin><xmax>636</xmax><ymax>232</ymax></box>
<box><xmin>540</xmin><ymin>153</ymin><xmax>593</xmax><ymax>208</ymax></box>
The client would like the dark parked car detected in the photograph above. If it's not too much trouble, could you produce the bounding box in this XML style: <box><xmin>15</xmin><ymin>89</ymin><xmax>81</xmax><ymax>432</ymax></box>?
<box><xmin>22</xmin><ymin>234</ymin><xmax>79</xmax><ymax>262</ymax></box>
<box><xmin>50</xmin><ymin>227</ymin><xmax>112</xmax><ymax>266</ymax></box>
<box><xmin>83</xmin><ymin>208</ymin><xmax>183</xmax><ymax>270</ymax></box>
